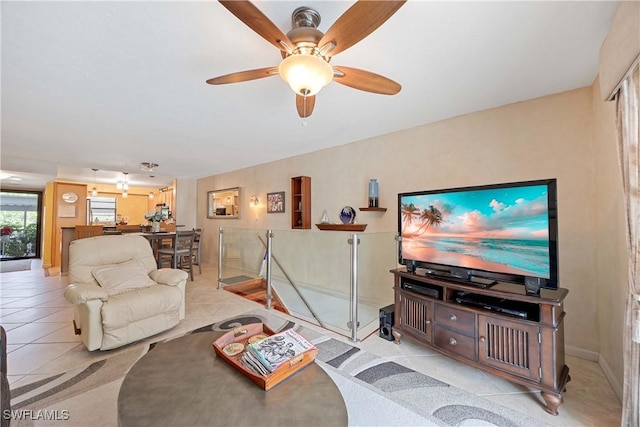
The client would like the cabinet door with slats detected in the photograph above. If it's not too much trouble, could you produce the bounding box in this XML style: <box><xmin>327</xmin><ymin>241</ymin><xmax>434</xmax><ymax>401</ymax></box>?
<box><xmin>478</xmin><ymin>314</ymin><xmax>541</xmax><ymax>381</ymax></box>
<box><xmin>398</xmin><ymin>292</ymin><xmax>433</xmax><ymax>343</ymax></box>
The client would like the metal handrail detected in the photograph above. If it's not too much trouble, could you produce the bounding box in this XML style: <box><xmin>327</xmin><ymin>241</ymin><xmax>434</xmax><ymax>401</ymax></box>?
<box><xmin>217</xmin><ymin>227</ymin><xmax>223</xmax><ymax>289</ymax></box>
<box><xmin>349</xmin><ymin>233</ymin><xmax>359</xmax><ymax>342</ymax></box>
<box><xmin>258</xmin><ymin>235</ymin><xmax>326</xmax><ymax>329</ymax></box>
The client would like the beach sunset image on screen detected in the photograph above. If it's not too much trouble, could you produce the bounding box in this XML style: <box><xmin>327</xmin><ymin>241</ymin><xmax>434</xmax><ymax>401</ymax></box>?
<box><xmin>400</xmin><ymin>184</ymin><xmax>551</xmax><ymax>278</ymax></box>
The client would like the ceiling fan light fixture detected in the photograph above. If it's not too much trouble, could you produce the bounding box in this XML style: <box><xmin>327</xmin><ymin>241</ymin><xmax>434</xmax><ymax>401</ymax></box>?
<box><xmin>140</xmin><ymin>162</ymin><xmax>159</xmax><ymax>172</ymax></box>
<box><xmin>278</xmin><ymin>54</ymin><xmax>333</xmax><ymax>97</ymax></box>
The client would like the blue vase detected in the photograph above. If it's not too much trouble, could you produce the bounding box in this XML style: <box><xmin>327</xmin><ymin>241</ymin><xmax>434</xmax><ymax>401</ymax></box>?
<box><xmin>368</xmin><ymin>179</ymin><xmax>379</xmax><ymax>208</ymax></box>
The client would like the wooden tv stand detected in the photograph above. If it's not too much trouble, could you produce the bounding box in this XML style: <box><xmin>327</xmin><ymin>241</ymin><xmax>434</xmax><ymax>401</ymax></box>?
<box><xmin>391</xmin><ymin>268</ymin><xmax>570</xmax><ymax>415</ymax></box>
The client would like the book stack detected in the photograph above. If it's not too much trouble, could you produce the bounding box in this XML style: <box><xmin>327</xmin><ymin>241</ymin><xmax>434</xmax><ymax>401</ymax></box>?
<box><xmin>241</xmin><ymin>328</ymin><xmax>316</xmax><ymax>375</ymax></box>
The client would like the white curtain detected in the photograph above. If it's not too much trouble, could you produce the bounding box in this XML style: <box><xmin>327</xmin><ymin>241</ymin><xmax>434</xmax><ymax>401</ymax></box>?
<box><xmin>618</xmin><ymin>65</ymin><xmax>640</xmax><ymax>426</ymax></box>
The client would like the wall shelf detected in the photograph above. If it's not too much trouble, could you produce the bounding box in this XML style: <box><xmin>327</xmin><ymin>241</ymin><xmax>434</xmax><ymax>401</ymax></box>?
<box><xmin>358</xmin><ymin>207</ymin><xmax>387</xmax><ymax>212</ymax></box>
<box><xmin>291</xmin><ymin>176</ymin><xmax>311</xmax><ymax>229</ymax></box>
<box><xmin>315</xmin><ymin>224</ymin><xmax>367</xmax><ymax>232</ymax></box>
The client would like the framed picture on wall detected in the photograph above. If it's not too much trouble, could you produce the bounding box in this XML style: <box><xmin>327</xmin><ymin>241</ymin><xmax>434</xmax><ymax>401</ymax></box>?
<box><xmin>267</xmin><ymin>191</ymin><xmax>285</xmax><ymax>213</ymax></box>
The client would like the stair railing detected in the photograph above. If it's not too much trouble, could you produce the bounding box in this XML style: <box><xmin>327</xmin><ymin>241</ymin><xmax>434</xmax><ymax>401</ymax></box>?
<box><xmin>265</xmin><ymin>230</ymin><xmax>273</xmax><ymax>309</ymax></box>
<box><xmin>348</xmin><ymin>234</ymin><xmax>360</xmax><ymax>342</ymax></box>
<box><xmin>217</xmin><ymin>227</ymin><xmax>224</xmax><ymax>289</ymax></box>
<box><xmin>258</xmin><ymin>234</ymin><xmax>326</xmax><ymax>329</ymax></box>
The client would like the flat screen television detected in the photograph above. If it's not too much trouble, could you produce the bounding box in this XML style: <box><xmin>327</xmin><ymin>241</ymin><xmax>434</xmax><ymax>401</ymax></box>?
<box><xmin>398</xmin><ymin>179</ymin><xmax>558</xmax><ymax>294</ymax></box>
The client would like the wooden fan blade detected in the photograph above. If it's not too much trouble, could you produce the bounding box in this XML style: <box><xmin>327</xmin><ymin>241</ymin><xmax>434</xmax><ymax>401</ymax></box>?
<box><xmin>333</xmin><ymin>66</ymin><xmax>401</xmax><ymax>95</ymax></box>
<box><xmin>318</xmin><ymin>1</ymin><xmax>406</xmax><ymax>57</ymax></box>
<box><xmin>296</xmin><ymin>95</ymin><xmax>316</xmax><ymax>118</ymax></box>
<box><xmin>206</xmin><ymin>67</ymin><xmax>278</xmax><ymax>85</ymax></box>
<box><xmin>219</xmin><ymin>1</ymin><xmax>293</xmax><ymax>52</ymax></box>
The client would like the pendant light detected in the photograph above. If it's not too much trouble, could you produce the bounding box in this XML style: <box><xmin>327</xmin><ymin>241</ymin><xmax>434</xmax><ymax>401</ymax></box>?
<box><xmin>122</xmin><ymin>172</ymin><xmax>129</xmax><ymax>198</ymax></box>
<box><xmin>91</xmin><ymin>168</ymin><xmax>98</xmax><ymax>197</ymax></box>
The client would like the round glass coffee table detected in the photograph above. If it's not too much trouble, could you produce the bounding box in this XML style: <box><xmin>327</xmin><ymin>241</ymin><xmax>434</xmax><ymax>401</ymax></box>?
<box><xmin>118</xmin><ymin>330</ymin><xmax>347</xmax><ymax>426</ymax></box>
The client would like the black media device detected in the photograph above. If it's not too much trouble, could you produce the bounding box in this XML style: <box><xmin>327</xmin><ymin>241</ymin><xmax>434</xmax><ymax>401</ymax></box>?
<box><xmin>400</xmin><ymin>279</ymin><xmax>440</xmax><ymax>299</ymax></box>
<box><xmin>398</xmin><ymin>179</ymin><xmax>559</xmax><ymax>296</ymax></box>
<box><xmin>379</xmin><ymin>304</ymin><xmax>395</xmax><ymax>341</ymax></box>
<box><xmin>454</xmin><ymin>292</ymin><xmax>535</xmax><ymax>320</ymax></box>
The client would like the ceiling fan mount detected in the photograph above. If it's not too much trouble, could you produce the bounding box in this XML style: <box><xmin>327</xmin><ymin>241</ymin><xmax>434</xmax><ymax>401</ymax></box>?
<box><xmin>291</xmin><ymin>6</ymin><xmax>321</xmax><ymax>29</ymax></box>
<box><xmin>284</xmin><ymin>8</ymin><xmax>334</xmax><ymax>61</ymax></box>
<box><xmin>207</xmin><ymin>1</ymin><xmax>406</xmax><ymax>118</ymax></box>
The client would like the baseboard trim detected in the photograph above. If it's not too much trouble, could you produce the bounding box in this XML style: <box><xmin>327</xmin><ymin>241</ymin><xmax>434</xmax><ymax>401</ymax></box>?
<box><xmin>598</xmin><ymin>355</ymin><xmax>623</xmax><ymax>401</ymax></box>
<box><xmin>566</xmin><ymin>345</ymin><xmax>598</xmax><ymax>361</ymax></box>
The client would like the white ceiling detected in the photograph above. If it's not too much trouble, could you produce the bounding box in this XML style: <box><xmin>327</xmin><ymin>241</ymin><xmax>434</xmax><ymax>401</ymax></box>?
<box><xmin>1</xmin><ymin>1</ymin><xmax>619</xmax><ymax>190</ymax></box>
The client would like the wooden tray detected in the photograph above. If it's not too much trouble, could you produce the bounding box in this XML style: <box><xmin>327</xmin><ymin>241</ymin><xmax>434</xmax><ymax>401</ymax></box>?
<box><xmin>212</xmin><ymin>323</ymin><xmax>318</xmax><ymax>390</ymax></box>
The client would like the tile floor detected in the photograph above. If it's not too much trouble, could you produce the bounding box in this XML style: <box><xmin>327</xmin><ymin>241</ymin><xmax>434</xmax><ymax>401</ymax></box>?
<box><xmin>1</xmin><ymin>259</ymin><xmax>622</xmax><ymax>426</ymax></box>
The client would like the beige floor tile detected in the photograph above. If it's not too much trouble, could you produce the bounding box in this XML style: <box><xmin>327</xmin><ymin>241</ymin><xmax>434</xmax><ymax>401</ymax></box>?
<box><xmin>0</xmin><ymin>298</ymin><xmax>23</xmax><ymax>307</ymax></box>
<box><xmin>1</xmin><ymin>323</ymin><xmax>27</xmax><ymax>332</ymax></box>
<box><xmin>6</xmin><ymin>322</ymin><xmax>68</xmax><ymax>344</ymax></box>
<box><xmin>0</xmin><ymin>307</ymin><xmax>23</xmax><ymax>318</ymax></box>
<box><xmin>32</xmin><ymin>307</ymin><xmax>74</xmax><ymax>323</ymax></box>
<box><xmin>33</xmin><ymin>323</ymin><xmax>81</xmax><ymax>344</ymax></box>
<box><xmin>35</xmin><ymin>296</ymin><xmax>74</xmax><ymax>308</ymax></box>
<box><xmin>0</xmin><ymin>306</ymin><xmax>66</xmax><ymax>323</ymax></box>
<box><xmin>6</xmin><ymin>343</ymin><xmax>25</xmax><ymax>354</ymax></box>
<box><xmin>7</xmin><ymin>342</ymin><xmax>80</xmax><ymax>375</ymax></box>
<box><xmin>0</xmin><ymin>288</ymin><xmax>50</xmax><ymax>298</ymax></box>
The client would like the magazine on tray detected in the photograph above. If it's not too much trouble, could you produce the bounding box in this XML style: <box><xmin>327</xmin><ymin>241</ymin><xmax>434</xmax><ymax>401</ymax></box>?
<box><xmin>246</xmin><ymin>328</ymin><xmax>316</xmax><ymax>373</ymax></box>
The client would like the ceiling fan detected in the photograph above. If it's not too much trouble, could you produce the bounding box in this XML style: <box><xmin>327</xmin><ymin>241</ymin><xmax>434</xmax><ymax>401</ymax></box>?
<box><xmin>206</xmin><ymin>0</ymin><xmax>406</xmax><ymax>118</ymax></box>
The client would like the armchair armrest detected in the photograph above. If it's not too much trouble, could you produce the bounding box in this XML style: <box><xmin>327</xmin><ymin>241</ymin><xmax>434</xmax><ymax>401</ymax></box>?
<box><xmin>149</xmin><ymin>269</ymin><xmax>188</xmax><ymax>286</ymax></box>
<box><xmin>64</xmin><ymin>283</ymin><xmax>109</xmax><ymax>304</ymax></box>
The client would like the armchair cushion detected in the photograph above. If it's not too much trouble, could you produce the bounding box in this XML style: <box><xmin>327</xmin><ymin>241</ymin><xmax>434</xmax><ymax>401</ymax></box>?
<box><xmin>92</xmin><ymin>264</ymin><xmax>157</xmax><ymax>296</ymax></box>
<box><xmin>149</xmin><ymin>268</ymin><xmax>189</xmax><ymax>287</ymax></box>
<box><xmin>64</xmin><ymin>283</ymin><xmax>109</xmax><ymax>304</ymax></box>
<box><xmin>101</xmin><ymin>285</ymin><xmax>182</xmax><ymax>332</ymax></box>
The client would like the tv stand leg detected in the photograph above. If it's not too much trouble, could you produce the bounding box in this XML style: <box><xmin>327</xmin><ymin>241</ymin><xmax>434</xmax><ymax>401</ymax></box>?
<box><xmin>541</xmin><ymin>391</ymin><xmax>563</xmax><ymax>416</ymax></box>
<box><xmin>392</xmin><ymin>330</ymin><xmax>402</xmax><ymax>344</ymax></box>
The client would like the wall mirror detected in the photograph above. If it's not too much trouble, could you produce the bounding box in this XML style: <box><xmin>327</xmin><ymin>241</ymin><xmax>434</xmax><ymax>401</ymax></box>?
<box><xmin>207</xmin><ymin>187</ymin><xmax>240</xmax><ymax>218</ymax></box>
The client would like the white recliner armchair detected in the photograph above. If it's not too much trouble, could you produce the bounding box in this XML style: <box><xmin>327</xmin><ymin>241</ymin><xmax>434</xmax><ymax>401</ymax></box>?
<box><xmin>64</xmin><ymin>234</ymin><xmax>187</xmax><ymax>351</ymax></box>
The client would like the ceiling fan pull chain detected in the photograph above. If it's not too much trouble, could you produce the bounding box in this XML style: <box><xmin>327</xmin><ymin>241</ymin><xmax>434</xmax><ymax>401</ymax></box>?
<box><xmin>303</xmin><ymin>93</ymin><xmax>307</xmax><ymax>118</ymax></box>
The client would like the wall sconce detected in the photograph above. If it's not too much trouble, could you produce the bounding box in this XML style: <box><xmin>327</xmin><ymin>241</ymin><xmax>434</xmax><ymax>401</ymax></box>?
<box><xmin>148</xmin><ymin>192</ymin><xmax>154</xmax><ymax>199</ymax></box>
<box><xmin>250</xmin><ymin>195</ymin><xmax>259</xmax><ymax>207</ymax></box>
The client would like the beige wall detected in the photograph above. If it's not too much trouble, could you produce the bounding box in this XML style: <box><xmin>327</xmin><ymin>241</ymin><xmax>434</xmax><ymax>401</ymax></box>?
<box><xmin>197</xmin><ymin>84</ymin><xmax>625</xmax><ymax>392</ymax></box>
<box><xmin>592</xmin><ymin>76</ymin><xmax>627</xmax><ymax>398</ymax></box>
<box><xmin>176</xmin><ymin>178</ymin><xmax>197</xmax><ymax>229</ymax></box>
<box><xmin>46</xmin><ymin>181</ymin><xmax>88</xmax><ymax>268</ymax></box>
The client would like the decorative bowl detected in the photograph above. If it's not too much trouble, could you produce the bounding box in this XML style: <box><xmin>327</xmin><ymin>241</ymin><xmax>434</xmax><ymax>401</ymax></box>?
<box><xmin>339</xmin><ymin>206</ymin><xmax>356</xmax><ymax>224</ymax></box>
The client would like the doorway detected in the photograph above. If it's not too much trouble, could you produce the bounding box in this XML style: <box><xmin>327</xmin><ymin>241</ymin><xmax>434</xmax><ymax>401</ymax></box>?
<box><xmin>0</xmin><ymin>190</ymin><xmax>43</xmax><ymax>260</ymax></box>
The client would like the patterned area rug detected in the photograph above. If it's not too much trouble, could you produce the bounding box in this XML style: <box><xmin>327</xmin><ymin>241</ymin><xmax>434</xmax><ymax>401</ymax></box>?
<box><xmin>8</xmin><ymin>310</ymin><xmax>550</xmax><ymax>426</ymax></box>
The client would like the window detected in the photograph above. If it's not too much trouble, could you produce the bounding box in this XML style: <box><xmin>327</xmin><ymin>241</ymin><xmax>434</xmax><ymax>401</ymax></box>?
<box><xmin>87</xmin><ymin>197</ymin><xmax>117</xmax><ymax>224</ymax></box>
<box><xmin>0</xmin><ymin>190</ymin><xmax>42</xmax><ymax>259</ymax></box>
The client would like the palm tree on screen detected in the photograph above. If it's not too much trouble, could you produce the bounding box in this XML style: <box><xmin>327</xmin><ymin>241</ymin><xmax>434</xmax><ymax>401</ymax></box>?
<box><xmin>401</xmin><ymin>203</ymin><xmax>420</xmax><ymax>229</ymax></box>
<box><xmin>416</xmin><ymin>205</ymin><xmax>443</xmax><ymax>235</ymax></box>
